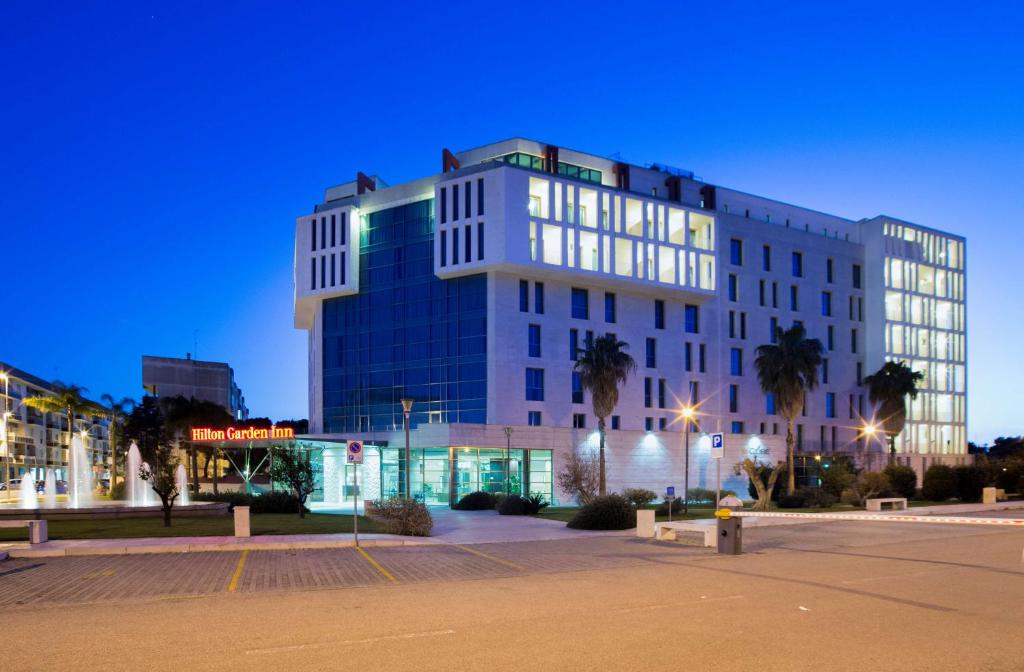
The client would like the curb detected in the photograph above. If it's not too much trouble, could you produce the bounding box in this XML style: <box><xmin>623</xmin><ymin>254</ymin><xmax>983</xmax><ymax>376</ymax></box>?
<box><xmin>6</xmin><ymin>537</ymin><xmax>435</xmax><ymax>558</ymax></box>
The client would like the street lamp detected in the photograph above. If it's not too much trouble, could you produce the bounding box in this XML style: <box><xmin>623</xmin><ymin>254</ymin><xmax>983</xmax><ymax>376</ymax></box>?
<box><xmin>401</xmin><ymin>398</ymin><xmax>413</xmax><ymax>499</ymax></box>
<box><xmin>503</xmin><ymin>426</ymin><xmax>512</xmax><ymax>495</ymax></box>
<box><xmin>680</xmin><ymin>405</ymin><xmax>695</xmax><ymax>516</ymax></box>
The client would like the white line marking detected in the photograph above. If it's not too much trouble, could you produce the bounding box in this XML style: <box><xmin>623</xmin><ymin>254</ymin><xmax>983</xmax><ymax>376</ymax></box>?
<box><xmin>245</xmin><ymin>629</ymin><xmax>456</xmax><ymax>655</ymax></box>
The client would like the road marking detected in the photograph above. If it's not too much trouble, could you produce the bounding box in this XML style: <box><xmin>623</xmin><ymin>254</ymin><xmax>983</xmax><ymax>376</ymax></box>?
<box><xmin>245</xmin><ymin>629</ymin><xmax>455</xmax><ymax>655</ymax></box>
<box><xmin>0</xmin><ymin>562</ymin><xmax>44</xmax><ymax>578</ymax></box>
<box><xmin>83</xmin><ymin>569</ymin><xmax>115</xmax><ymax>579</ymax></box>
<box><xmin>452</xmin><ymin>544</ymin><xmax>526</xmax><ymax>571</ymax></box>
<box><xmin>356</xmin><ymin>546</ymin><xmax>397</xmax><ymax>582</ymax></box>
<box><xmin>612</xmin><ymin>594</ymin><xmax>745</xmax><ymax>615</ymax></box>
<box><xmin>227</xmin><ymin>550</ymin><xmax>249</xmax><ymax>593</ymax></box>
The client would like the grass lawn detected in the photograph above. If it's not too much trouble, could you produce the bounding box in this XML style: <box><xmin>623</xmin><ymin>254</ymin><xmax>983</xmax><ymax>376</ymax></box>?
<box><xmin>0</xmin><ymin>513</ymin><xmax>386</xmax><ymax>542</ymax></box>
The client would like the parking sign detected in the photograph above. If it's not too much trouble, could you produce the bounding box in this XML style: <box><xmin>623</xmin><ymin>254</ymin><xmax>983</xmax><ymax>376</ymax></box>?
<box><xmin>346</xmin><ymin>440</ymin><xmax>364</xmax><ymax>464</ymax></box>
<box><xmin>710</xmin><ymin>433</ymin><xmax>725</xmax><ymax>459</ymax></box>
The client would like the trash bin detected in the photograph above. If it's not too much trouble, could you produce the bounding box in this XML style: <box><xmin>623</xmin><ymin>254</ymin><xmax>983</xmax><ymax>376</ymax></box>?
<box><xmin>716</xmin><ymin>514</ymin><xmax>742</xmax><ymax>555</ymax></box>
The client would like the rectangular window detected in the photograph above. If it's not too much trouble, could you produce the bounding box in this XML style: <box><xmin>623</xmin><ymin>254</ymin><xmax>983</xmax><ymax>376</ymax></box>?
<box><xmin>525</xmin><ymin>368</ymin><xmax>545</xmax><ymax>401</ymax></box>
<box><xmin>611</xmin><ymin>415</ymin><xmax>620</xmax><ymax>430</ymax></box>
<box><xmin>856</xmin><ymin>361</ymin><xmax>863</xmax><ymax>386</ymax></box>
<box><xmin>688</xmin><ymin>381</ymin><xmax>700</xmax><ymax>405</ymax></box>
<box><xmin>477</xmin><ymin>178</ymin><xmax>484</xmax><ymax>216</ymax></box>
<box><xmin>728</xmin><ymin>274</ymin><xmax>739</xmax><ymax>301</ymax></box>
<box><xmin>310</xmin><ymin>218</ymin><xmax>316</xmax><ymax>251</ymax></box>
<box><xmin>340</xmin><ymin>212</ymin><xmax>346</xmax><ymax>245</ymax></box>
<box><xmin>645</xmin><ymin>417</ymin><xmax>654</xmax><ymax>432</ymax></box>
<box><xmin>528</xmin><ymin>324</ymin><xmax>541</xmax><ymax>357</ymax></box>
<box><xmin>452</xmin><ymin>183</ymin><xmax>459</xmax><ymax>221</ymax></box>
<box><xmin>826</xmin><ymin>392</ymin><xmax>836</xmax><ymax>418</ymax></box>
<box><xmin>519</xmin><ymin>280</ymin><xmax>529</xmax><ymax>312</ymax></box>
<box><xmin>853</xmin><ymin>264</ymin><xmax>862</xmax><ymax>289</ymax></box>
<box><xmin>658</xmin><ymin>378</ymin><xmax>666</xmax><ymax>409</ymax></box>
<box><xmin>340</xmin><ymin>251</ymin><xmax>346</xmax><ymax>284</ymax></box>
<box><xmin>321</xmin><ymin>217</ymin><xmax>326</xmax><ymax>250</ymax></box>
<box><xmin>465</xmin><ymin>225</ymin><xmax>472</xmax><ymax>264</ymax></box>
<box><xmin>729</xmin><ymin>311</ymin><xmax>736</xmax><ymax>339</ymax></box>
<box><xmin>766</xmin><ymin>392</ymin><xmax>776</xmax><ymax>415</ymax></box>
<box><xmin>731</xmin><ymin>421</ymin><xmax>744</xmax><ymax>434</ymax></box>
<box><xmin>465</xmin><ymin>181</ymin><xmax>471</xmax><ymax>219</ymax></box>
<box><xmin>569</xmin><ymin>329</ymin><xmax>579</xmax><ymax>361</ymax></box>
<box><xmin>740</xmin><ymin>312</ymin><xmax>747</xmax><ymax>340</ymax></box>
<box><xmin>310</xmin><ymin>257</ymin><xmax>315</xmax><ymax>290</ymax></box>
<box><xmin>440</xmin><ymin>187</ymin><xmax>447</xmax><ymax>224</ymax></box>
<box><xmin>528</xmin><ymin>410</ymin><xmax>541</xmax><ymax>426</ymax></box>
<box><xmin>533</xmin><ymin>282</ymin><xmax>545</xmax><ymax>315</ymax></box>
<box><xmin>440</xmin><ymin>230</ymin><xmax>447</xmax><ymax>267</ymax></box>
<box><xmin>772</xmin><ymin>282</ymin><xmax>778</xmax><ymax>308</ymax></box>
<box><xmin>851</xmin><ymin>328</ymin><xmax>858</xmax><ymax>354</ymax></box>
<box><xmin>790</xmin><ymin>285</ymin><xmax>799</xmax><ymax>311</ymax></box>
<box><xmin>827</xmin><ymin>325</ymin><xmax>834</xmax><ymax>351</ymax></box>
<box><xmin>792</xmin><ymin>251</ymin><xmax>803</xmax><ymax>278</ymax></box>
<box><xmin>821</xmin><ymin>291</ymin><xmax>832</xmax><ymax>317</ymax></box>
<box><xmin>585</xmin><ymin>330</ymin><xmax>594</xmax><ymax>348</ymax></box>
<box><xmin>659</xmin><ymin>417</ymin><xmax>668</xmax><ymax>431</ymax></box>
<box><xmin>646</xmin><ymin>338</ymin><xmax>656</xmax><ymax>368</ymax></box>
<box><xmin>684</xmin><ymin>304</ymin><xmax>699</xmax><ymax>334</ymax></box>
<box><xmin>729</xmin><ymin>384</ymin><xmax>738</xmax><ymax>413</ymax></box>
<box><xmin>572</xmin><ymin>371</ymin><xmax>584</xmax><ymax>404</ymax></box>
<box><xmin>826</xmin><ymin>257</ymin><xmax>834</xmax><ymax>283</ymax></box>
<box><xmin>330</xmin><ymin>214</ymin><xmax>336</xmax><ymax>247</ymax></box>
<box><xmin>762</xmin><ymin>244</ymin><xmax>771</xmax><ymax>271</ymax></box>
<box><xmin>644</xmin><ymin>377</ymin><xmax>652</xmax><ymax>408</ymax></box>
<box><xmin>571</xmin><ymin>288</ymin><xmax>589</xmax><ymax>319</ymax></box>
<box><xmin>759</xmin><ymin>279</ymin><xmax>766</xmax><ymax>306</ymax></box>
<box><xmin>730</xmin><ymin>348</ymin><xmax>743</xmax><ymax>376</ymax></box>
<box><xmin>452</xmin><ymin>227</ymin><xmax>459</xmax><ymax>264</ymax></box>
<box><xmin>684</xmin><ymin>342</ymin><xmax>693</xmax><ymax>372</ymax></box>
<box><xmin>605</xmin><ymin>292</ymin><xmax>616</xmax><ymax>323</ymax></box>
<box><xmin>654</xmin><ymin>299</ymin><xmax>665</xmax><ymax>329</ymax></box>
<box><xmin>770</xmin><ymin>317</ymin><xmax>778</xmax><ymax>343</ymax></box>
<box><xmin>730</xmin><ymin>238</ymin><xmax>743</xmax><ymax>265</ymax></box>
<box><xmin>699</xmin><ymin>344</ymin><xmax>706</xmax><ymax>373</ymax></box>
<box><xmin>573</xmin><ymin>413</ymin><xmax>586</xmax><ymax>429</ymax></box>
<box><xmin>330</xmin><ymin>253</ymin><xmax>336</xmax><ymax>286</ymax></box>
<box><xmin>477</xmin><ymin>221</ymin><xmax>484</xmax><ymax>260</ymax></box>
<box><xmin>320</xmin><ymin>254</ymin><xmax>326</xmax><ymax>288</ymax></box>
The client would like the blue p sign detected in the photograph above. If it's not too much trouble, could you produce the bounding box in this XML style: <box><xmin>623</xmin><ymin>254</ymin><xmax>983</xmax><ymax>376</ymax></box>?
<box><xmin>666</xmin><ymin>486</ymin><xmax>675</xmax><ymax>497</ymax></box>
<box><xmin>711</xmin><ymin>433</ymin><xmax>724</xmax><ymax>449</ymax></box>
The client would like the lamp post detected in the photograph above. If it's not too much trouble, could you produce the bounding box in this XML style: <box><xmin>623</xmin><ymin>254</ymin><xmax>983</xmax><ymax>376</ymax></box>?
<box><xmin>401</xmin><ymin>398</ymin><xmax>413</xmax><ymax>499</ymax></box>
<box><xmin>503</xmin><ymin>426</ymin><xmax>512</xmax><ymax>495</ymax></box>
<box><xmin>680</xmin><ymin>405</ymin><xmax>695</xmax><ymax>516</ymax></box>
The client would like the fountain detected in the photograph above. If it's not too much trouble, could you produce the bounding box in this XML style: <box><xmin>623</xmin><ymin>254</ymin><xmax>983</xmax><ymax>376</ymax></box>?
<box><xmin>126</xmin><ymin>441</ymin><xmax>145</xmax><ymax>506</ymax></box>
<box><xmin>176</xmin><ymin>464</ymin><xmax>189</xmax><ymax>506</ymax></box>
<box><xmin>140</xmin><ymin>462</ymin><xmax>153</xmax><ymax>505</ymax></box>
<box><xmin>19</xmin><ymin>472</ymin><xmax>38</xmax><ymax>509</ymax></box>
<box><xmin>68</xmin><ymin>434</ymin><xmax>93</xmax><ymax>508</ymax></box>
<box><xmin>44</xmin><ymin>469</ymin><xmax>56</xmax><ymax>508</ymax></box>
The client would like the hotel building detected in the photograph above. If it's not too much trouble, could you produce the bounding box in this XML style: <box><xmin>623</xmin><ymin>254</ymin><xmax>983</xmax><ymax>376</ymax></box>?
<box><xmin>142</xmin><ymin>354</ymin><xmax>249</xmax><ymax>421</ymax></box>
<box><xmin>292</xmin><ymin>139</ymin><xmax>967</xmax><ymax>506</ymax></box>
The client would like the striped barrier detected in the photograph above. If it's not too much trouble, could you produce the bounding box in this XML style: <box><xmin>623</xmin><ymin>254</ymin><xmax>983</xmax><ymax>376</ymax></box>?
<box><xmin>730</xmin><ymin>510</ymin><xmax>1024</xmax><ymax>527</ymax></box>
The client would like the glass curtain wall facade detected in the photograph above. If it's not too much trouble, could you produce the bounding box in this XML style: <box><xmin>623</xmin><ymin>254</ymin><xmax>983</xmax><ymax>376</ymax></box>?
<box><xmin>322</xmin><ymin>199</ymin><xmax>488</xmax><ymax>433</ymax></box>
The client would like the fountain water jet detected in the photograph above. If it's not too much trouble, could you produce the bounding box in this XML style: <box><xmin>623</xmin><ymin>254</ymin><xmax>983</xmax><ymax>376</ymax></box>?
<box><xmin>69</xmin><ymin>434</ymin><xmax>93</xmax><ymax>508</ymax></box>
<box><xmin>176</xmin><ymin>464</ymin><xmax>189</xmax><ymax>506</ymax></box>
<box><xmin>44</xmin><ymin>469</ymin><xmax>56</xmax><ymax>508</ymax></box>
<box><xmin>126</xmin><ymin>442</ymin><xmax>146</xmax><ymax>506</ymax></box>
<box><xmin>140</xmin><ymin>462</ymin><xmax>153</xmax><ymax>505</ymax></box>
<box><xmin>19</xmin><ymin>472</ymin><xmax>38</xmax><ymax>509</ymax></box>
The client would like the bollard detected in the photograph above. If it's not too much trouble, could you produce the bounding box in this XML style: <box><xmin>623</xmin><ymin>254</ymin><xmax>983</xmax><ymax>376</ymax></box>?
<box><xmin>715</xmin><ymin>510</ymin><xmax>742</xmax><ymax>555</ymax></box>
<box><xmin>29</xmin><ymin>520</ymin><xmax>48</xmax><ymax>544</ymax></box>
<box><xmin>636</xmin><ymin>509</ymin><xmax>656</xmax><ymax>538</ymax></box>
<box><xmin>234</xmin><ymin>505</ymin><xmax>251</xmax><ymax>538</ymax></box>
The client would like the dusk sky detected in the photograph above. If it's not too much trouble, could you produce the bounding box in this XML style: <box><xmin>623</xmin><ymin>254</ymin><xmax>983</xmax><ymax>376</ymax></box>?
<box><xmin>2</xmin><ymin>2</ymin><xmax>1021</xmax><ymax>442</ymax></box>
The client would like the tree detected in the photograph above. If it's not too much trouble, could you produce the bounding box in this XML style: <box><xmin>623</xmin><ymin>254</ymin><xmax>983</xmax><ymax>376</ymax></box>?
<box><xmin>23</xmin><ymin>382</ymin><xmax>107</xmax><ymax>466</ymax></box>
<box><xmin>556</xmin><ymin>446</ymin><xmax>599</xmax><ymax>504</ymax></box>
<box><xmin>864</xmin><ymin>361</ymin><xmax>925</xmax><ymax>464</ymax></box>
<box><xmin>101</xmin><ymin>395</ymin><xmax>135</xmax><ymax>490</ymax></box>
<box><xmin>161</xmin><ymin>396</ymin><xmax>232</xmax><ymax>497</ymax></box>
<box><xmin>574</xmin><ymin>334</ymin><xmax>636</xmax><ymax>495</ymax></box>
<box><xmin>123</xmin><ymin>396</ymin><xmax>180</xmax><ymax>526</ymax></box>
<box><xmin>742</xmin><ymin>459</ymin><xmax>784</xmax><ymax>511</ymax></box>
<box><xmin>755</xmin><ymin>324</ymin><xmax>824</xmax><ymax>495</ymax></box>
<box><xmin>268</xmin><ymin>448</ymin><xmax>316</xmax><ymax>518</ymax></box>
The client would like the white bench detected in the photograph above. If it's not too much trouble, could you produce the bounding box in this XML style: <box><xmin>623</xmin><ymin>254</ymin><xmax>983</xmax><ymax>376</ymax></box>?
<box><xmin>0</xmin><ymin>519</ymin><xmax>48</xmax><ymax>544</ymax></box>
<box><xmin>654</xmin><ymin>521</ymin><xmax>715</xmax><ymax>548</ymax></box>
<box><xmin>866</xmin><ymin>497</ymin><xmax>908</xmax><ymax>512</ymax></box>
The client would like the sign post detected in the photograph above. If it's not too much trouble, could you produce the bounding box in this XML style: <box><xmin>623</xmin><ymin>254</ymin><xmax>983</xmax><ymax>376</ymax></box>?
<box><xmin>710</xmin><ymin>433</ymin><xmax>725</xmax><ymax>510</ymax></box>
<box><xmin>666</xmin><ymin>486</ymin><xmax>675</xmax><ymax>522</ymax></box>
<box><xmin>347</xmin><ymin>441</ymin><xmax>364</xmax><ymax>546</ymax></box>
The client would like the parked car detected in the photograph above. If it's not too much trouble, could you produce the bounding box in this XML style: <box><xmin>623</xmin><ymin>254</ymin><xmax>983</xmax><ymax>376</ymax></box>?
<box><xmin>0</xmin><ymin>478</ymin><xmax>23</xmax><ymax>492</ymax></box>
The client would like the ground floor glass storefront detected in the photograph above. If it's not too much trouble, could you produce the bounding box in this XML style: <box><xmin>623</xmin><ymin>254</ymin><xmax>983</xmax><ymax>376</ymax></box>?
<box><xmin>304</xmin><ymin>442</ymin><xmax>553</xmax><ymax>507</ymax></box>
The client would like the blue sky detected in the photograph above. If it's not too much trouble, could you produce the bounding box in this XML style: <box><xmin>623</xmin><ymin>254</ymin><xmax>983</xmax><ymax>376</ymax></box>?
<box><xmin>2</xmin><ymin>1</ymin><xmax>1022</xmax><ymax>441</ymax></box>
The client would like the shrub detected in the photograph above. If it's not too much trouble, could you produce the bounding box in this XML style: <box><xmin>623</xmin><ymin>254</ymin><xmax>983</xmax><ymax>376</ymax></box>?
<box><xmin>845</xmin><ymin>471</ymin><xmax>892</xmax><ymax>507</ymax></box>
<box><xmin>994</xmin><ymin>462</ymin><xmax>1023</xmax><ymax>492</ymax></box>
<box><xmin>109</xmin><ymin>480</ymin><xmax>126</xmax><ymax>501</ymax></box>
<box><xmin>497</xmin><ymin>494</ymin><xmax>527</xmax><ymax>515</ymax></box>
<box><xmin>367</xmin><ymin>497</ymin><xmax>433</xmax><ymax>536</ymax></box>
<box><xmin>779</xmin><ymin>487</ymin><xmax>837</xmax><ymax>509</ymax></box>
<box><xmin>883</xmin><ymin>464</ymin><xmax>918</xmax><ymax>499</ymax></box>
<box><xmin>567</xmin><ymin>495</ymin><xmax>635</xmax><ymax>530</ymax></box>
<box><xmin>921</xmin><ymin>464</ymin><xmax>957</xmax><ymax>501</ymax></box>
<box><xmin>492</xmin><ymin>492</ymin><xmax>508</xmax><ymax>510</ymax></box>
<box><xmin>654</xmin><ymin>497</ymin><xmax>683</xmax><ymax>517</ymax></box>
<box><xmin>453</xmin><ymin>491</ymin><xmax>496</xmax><ymax>511</ymax></box>
<box><xmin>747</xmin><ymin>464</ymin><xmax>787</xmax><ymax>502</ymax></box>
<box><xmin>953</xmin><ymin>465</ymin><xmax>990</xmax><ymax>502</ymax></box>
<box><xmin>251</xmin><ymin>491</ymin><xmax>305</xmax><ymax>514</ymax></box>
<box><xmin>820</xmin><ymin>460</ymin><xmax>856</xmax><ymax>499</ymax></box>
<box><xmin>622</xmin><ymin>488</ymin><xmax>658</xmax><ymax>508</ymax></box>
<box><xmin>523</xmin><ymin>494</ymin><xmax>549</xmax><ymax>515</ymax></box>
<box><xmin>194</xmin><ymin>491</ymin><xmax>256</xmax><ymax>509</ymax></box>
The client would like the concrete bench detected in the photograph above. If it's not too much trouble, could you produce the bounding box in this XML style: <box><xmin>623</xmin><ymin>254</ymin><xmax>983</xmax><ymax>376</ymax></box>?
<box><xmin>0</xmin><ymin>519</ymin><xmax>48</xmax><ymax>544</ymax></box>
<box><xmin>654</xmin><ymin>521</ymin><xmax>715</xmax><ymax>548</ymax></box>
<box><xmin>866</xmin><ymin>497</ymin><xmax>908</xmax><ymax>512</ymax></box>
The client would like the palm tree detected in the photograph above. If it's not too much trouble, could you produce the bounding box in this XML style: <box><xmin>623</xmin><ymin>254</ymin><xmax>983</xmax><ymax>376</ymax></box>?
<box><xmin>864</xmin><ymin>360</ymin><xmax>925</xmax><ymax>464</ymax></box>
<box><xmin>755</xmin><ymin>324</ymin><xmax>824</xmax><ymax>495</ymax></box>
<box><xmin>23</xmin><ymin>382</ymin><xmax>106</xmax><ymax>467</ymax></box>
<box><xmin>161</xmin><ymin>396</ymin><xmax>232</xmax><ymax>497</ymax></box>
<box><xmin>574</xmin><ymin>334</ymin><xmax>636</xmax><ymax>496</ymax></box>
<box><xmin>101</xmin><ymin>395</ymin><xmax>135</xmax><ymax>490</ymax></box>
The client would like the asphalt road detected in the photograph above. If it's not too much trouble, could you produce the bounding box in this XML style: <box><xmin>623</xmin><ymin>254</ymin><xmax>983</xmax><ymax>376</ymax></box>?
<box><xmin>2</xmin><ymin>519</ymin><xmax>1022</xmax><ymax>671</ymax></box>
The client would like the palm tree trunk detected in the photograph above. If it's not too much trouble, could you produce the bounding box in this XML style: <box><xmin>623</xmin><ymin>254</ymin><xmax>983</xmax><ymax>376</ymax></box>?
<box><xmin>189</xmin><ymin>443</ymin><xmax>199</xmax><ymax>496</ymax></box>
<box><xmin>786</xmin><ymin>419</ymin><xmax>796</xmax><ymax>495</ymax></box>
<box><xmin>598</xmin><ymin>418</ymin><xmax>607</xmax><ymax>496</ymax></box>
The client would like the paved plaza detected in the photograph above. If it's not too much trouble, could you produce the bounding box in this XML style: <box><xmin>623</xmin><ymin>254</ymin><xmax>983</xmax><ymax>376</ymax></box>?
<box><xmin>1</xmin><ymin>513</ymin><xmax>1023</xmax><ymax>671</ymax></box>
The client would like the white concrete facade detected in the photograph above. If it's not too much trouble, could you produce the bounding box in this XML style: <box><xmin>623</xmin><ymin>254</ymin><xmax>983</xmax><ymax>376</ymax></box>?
<box><xmin>293</xmin><ymin>138</ymin><xmax>968</xmax><ymax>503</ymax></box>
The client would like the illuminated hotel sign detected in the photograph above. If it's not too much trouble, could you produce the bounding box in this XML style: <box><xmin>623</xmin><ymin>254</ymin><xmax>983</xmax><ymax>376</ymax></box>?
<box><xmin>190</xmin><ymin>426</ymin><xmax>295</xmax><ymax>441</ymax></box>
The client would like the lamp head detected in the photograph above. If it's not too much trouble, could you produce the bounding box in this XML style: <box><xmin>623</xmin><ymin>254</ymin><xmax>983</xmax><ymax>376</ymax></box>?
<box><xmin>400</xmin><ymin>398</ymin><xmax>414</xmax><ymax>413</ymax></box>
